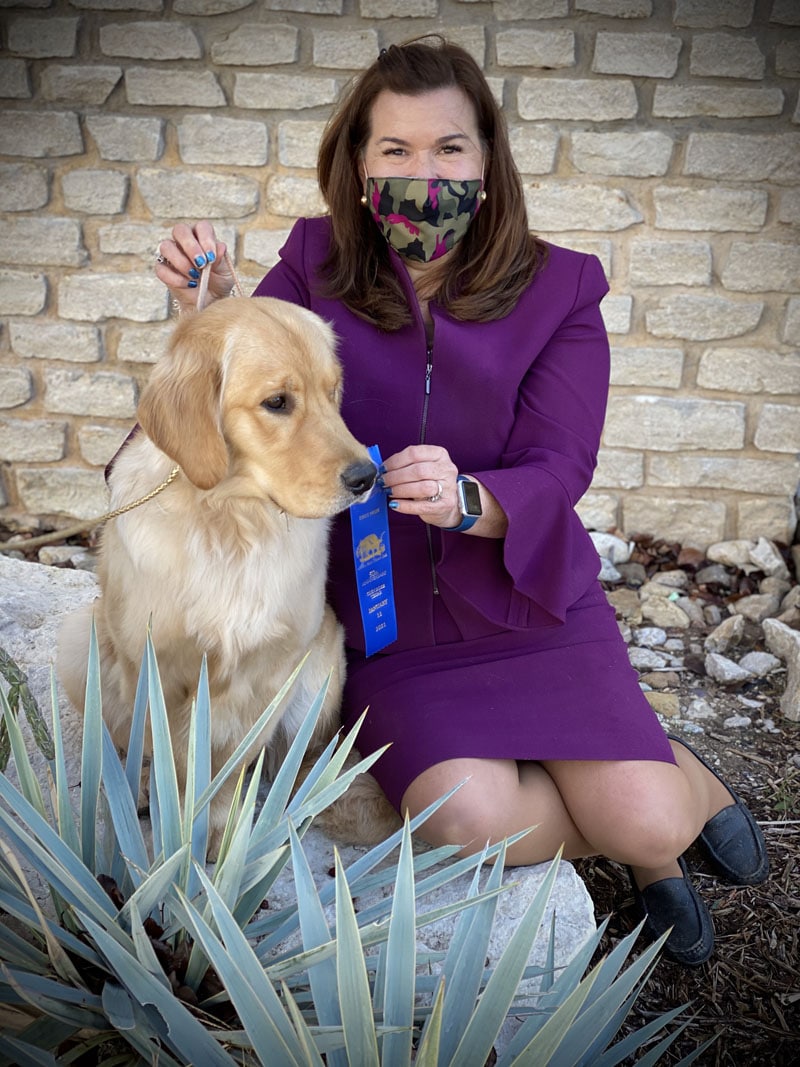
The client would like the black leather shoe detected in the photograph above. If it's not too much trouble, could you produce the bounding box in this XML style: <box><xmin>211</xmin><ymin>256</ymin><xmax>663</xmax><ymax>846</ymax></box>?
<box><xmin>628</xmin><ymin>856</ymin><xmax>714</xmax><ymax>967</ymax></box>
<box><xmin>668</xmin><ymin>734</ymin><xmax>769</xmax><ymax>885</ymax></box>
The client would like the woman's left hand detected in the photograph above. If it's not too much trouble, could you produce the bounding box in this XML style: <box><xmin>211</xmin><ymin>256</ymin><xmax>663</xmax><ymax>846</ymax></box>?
<box><xmin>381</xmin><ymin>445</ymin><xmax>461</xmax><ymax>528</ymax></box>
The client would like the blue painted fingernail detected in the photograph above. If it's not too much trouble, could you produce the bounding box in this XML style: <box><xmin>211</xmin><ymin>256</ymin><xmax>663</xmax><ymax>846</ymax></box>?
<box><xmin>194</xmin><ymin>254</ymin><xmax>206</xmax><ymax>267</ymax></box>
<box><xmin>388</xmin><ymin>500</ymin><xmax>399</xmax><ymax>510</ymax></box>
<box><xmin>188</xmin><ymin>267</ymin><xmax>200</xmax><ymax>279</ymax></box>
<box><xmin>188</xmin><ymin>280</ymin><xmax>198</xmax><ymax>288</ymax></box>
<box><xmin>378</xmin><ymin>463</ymin><xmax>387</xmax><ymax>474</ymax></box>
<box><xmin>205</xmin><ymin>249</ymin><xmax>216</xmax><ymax>263</ymax></box>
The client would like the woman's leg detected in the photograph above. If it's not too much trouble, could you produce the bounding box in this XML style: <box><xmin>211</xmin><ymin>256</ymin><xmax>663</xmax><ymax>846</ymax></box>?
<box><xmin>399</xmin><ymin>740</ymin><xmax>734</xmax><ymax>874</ymax></box>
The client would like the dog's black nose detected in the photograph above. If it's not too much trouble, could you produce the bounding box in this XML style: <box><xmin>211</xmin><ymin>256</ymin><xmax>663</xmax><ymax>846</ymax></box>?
<box><xmin>342</xmin><ymin>460</ymin><xmax>377</xmax><ymax>496</ymax></box>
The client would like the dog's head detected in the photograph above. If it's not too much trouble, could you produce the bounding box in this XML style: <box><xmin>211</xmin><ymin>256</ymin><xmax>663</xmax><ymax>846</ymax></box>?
<box><xmin>137</xmin><ymin>297</ymin><xmax>377</xmax><ymax>517</ymax></box>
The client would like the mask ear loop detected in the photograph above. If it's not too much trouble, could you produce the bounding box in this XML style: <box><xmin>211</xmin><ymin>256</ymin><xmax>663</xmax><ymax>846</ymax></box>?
<box><xmin>478</xmin><ymin>157</ymin><xmax>487</xmax><ymax>202</ymax></box>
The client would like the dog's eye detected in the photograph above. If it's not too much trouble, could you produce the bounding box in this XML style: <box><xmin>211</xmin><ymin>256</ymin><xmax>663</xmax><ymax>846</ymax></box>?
<box><xmin>261</xmin><ymin>395</ymin><xmax>287</xmax><ymax>411</ymax></box>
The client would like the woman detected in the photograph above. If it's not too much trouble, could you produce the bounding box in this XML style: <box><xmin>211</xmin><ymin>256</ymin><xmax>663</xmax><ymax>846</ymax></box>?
<box><xmin>155</xmin><ymin>38</ymin><xmax>768</xmax><ymax>966</ymax></box>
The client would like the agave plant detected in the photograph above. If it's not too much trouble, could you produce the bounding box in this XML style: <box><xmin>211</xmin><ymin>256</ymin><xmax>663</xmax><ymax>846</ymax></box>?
<box><xmin>0</xmin><ymin>628</ymin><xmax>715</xmax><ymax>1065</ymax></box>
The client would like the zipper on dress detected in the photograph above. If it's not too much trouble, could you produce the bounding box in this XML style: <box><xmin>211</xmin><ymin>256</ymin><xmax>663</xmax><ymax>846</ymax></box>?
<box><xmin>419</xmin><ymin>344</ymin><xmax>440</xmax><ymax>596</ymax></box>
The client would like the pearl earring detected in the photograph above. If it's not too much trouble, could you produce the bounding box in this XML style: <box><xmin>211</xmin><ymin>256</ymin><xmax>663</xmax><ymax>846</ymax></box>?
<box><xmin>478</xmin><ymin>189</ymin><xmax>487</xmax><ymax>201</ymax></box>
<box><xmin>360</xmin><ymin>193</ymin><xmax>368</xmax><ymax>206</ymax></box>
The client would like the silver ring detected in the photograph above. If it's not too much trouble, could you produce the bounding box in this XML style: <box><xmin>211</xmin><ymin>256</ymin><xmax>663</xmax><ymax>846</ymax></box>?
<box><xmin>155</xmin><ymin>254</ymin><xmax>166</xmax><ymax>264</ymax></box>
<box><xmin>428</xmin><ymin>481</ymin><xmax>443</xmax><ymax>503</ymax></box>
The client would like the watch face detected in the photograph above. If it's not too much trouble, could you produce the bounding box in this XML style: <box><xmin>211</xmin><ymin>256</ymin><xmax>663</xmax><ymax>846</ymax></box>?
<box><xmin>460</xmin><ymin>478</ymin><xmax>482</xmax><ymax>516</ymax></box>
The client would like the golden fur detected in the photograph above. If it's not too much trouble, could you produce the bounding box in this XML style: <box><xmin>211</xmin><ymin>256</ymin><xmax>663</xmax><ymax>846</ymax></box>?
<box><xmin>58</xmin><ymin>297</ymin><xmax>400</xmax><ymax>853</ymax></box>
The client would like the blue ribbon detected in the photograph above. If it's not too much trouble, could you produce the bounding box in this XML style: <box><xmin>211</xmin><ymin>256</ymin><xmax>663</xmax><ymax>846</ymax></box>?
<box><xmin>349</xmin><ymin>445</ymin><xmax>397</xmax><ymax>656</ymax></box>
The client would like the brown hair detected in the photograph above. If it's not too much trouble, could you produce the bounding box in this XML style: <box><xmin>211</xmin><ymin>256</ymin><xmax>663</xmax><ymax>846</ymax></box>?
<box><xmin>316</xmin><ymin>36</ymin><xmax>546</xmax><ymax>331</ymax></box>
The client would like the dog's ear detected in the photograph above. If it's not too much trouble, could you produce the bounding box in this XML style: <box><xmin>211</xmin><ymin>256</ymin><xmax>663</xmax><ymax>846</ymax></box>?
<box><xmin>137</xmin><ymin>315</ymin><xmax>229</xmax><ymax>490</ymax></box>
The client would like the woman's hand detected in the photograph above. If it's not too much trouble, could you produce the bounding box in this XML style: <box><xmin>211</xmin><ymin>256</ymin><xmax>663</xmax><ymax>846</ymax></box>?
<box><xmin>155</xmin><ymin>221</ymin><xmax>235</xmax><ymax>313</ymax></box>
<box><xmin>381</xmin><ymin>445</ymin><xmax>508</xmax><ymax>537</ymax></box>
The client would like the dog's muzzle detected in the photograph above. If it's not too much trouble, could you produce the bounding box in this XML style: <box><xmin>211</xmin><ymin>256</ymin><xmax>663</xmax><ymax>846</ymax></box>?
<box><xmin>342</xmin><ymin>460</ymin><xmax>378</xmax><ymax>497</ymax></box>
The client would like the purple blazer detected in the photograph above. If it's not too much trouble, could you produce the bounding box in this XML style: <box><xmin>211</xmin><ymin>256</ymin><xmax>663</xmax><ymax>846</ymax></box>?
<box><xmin>254</xmin><ymin>217</ymin><xmax>610</xmax><ymax>654</ymax></box>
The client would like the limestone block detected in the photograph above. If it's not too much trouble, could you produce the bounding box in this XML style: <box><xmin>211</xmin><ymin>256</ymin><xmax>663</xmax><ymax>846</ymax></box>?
<box><xmin>59</xmin><ymin>273</ymin><xmax>168</xmax><ymax>324</ymax></box>
<box><xmin>494</xmin><ymin>0</ymin><xmax>568</xmax><ymax>16</ymax></box>
<box><xmin>592</xmin><ymin>448</ymin><xmax>644</xmax><ymax>489</ymax></box>
<box><xmin>754</xmin><ymin>404</ymin><xmax>800</xmax><ymax>453</ymax></box>
<box><xmin>233</xmin><ymin>73</ymin><xmax>337</xmax><ymax>111</ymax></box>
<box><xmin>784</xmin><ymin>299</ymin><xmax>800</xmax><ymax>345</ymax></box>
<box><xmin>697</xmin><ymin>348</ymin><xmax>800</xmax><ymax>395</ymax></box>
<box><xmin>423</xmin><ymin>26</ymin><xmax>486</xmax><ymax>66</ymax></box>
<box><xmin>622</xmin><ymin>496</ymin><xmax>726</xmax><ymax>550</ymax></box>
<box><xmin>0</xmin><ymin>163</ymin><xmax>48</xmax><ymax>211</ymax></box>
<box><xmin>576</xmin><ymin>0</ymin><xmax>651</xmax><ymax>15</ymax></box>
<box><xmin>592</xmin><ymin>31</ymin><xmax>681</xmax><ymax>77</ymax></box>
<box><xmin>604</xmin><ymin>396</ymin><xmax>745</xmax><ymax>451</ymax></box>
<box><xmin>7</xmin><ymin>17</ymin><xmax>79</xmax><ymax>57</ymax></box>
<box><xmin>86</xmin><ymin>114</ymin><xmax>164</xmax><ymax>162</ymax></box>
<box><xmin>690</xmin><ymin>32</ymin><xmax>764</xmax><ymax>78</ymax></box>
<box><xmin>5</xmin><ymin>218</ymin><xmax>87</xmax><ymax>268</ymax></box>
<box><xmin>525</xmin><ymin>183</ymin><xmax>642</xmax><ymax>231</ymax></box>
<box><xmin>649</xmin><ymin>456</ymin><xmax>800</xmax><ymax>495</ymax></box>
<box><xmin>99</xmin><ymin>222</ymin><xmax>237</xmax><ymax>259</ymax></box>
<box><xmin>78</xmin><ymin>424</ymin><xmax>131</xmax><ymax>466</ymax></box>
<box><xmin>10</xmin><ymin>321</ymin><xmax>102</xmax><ymax>363</ymax></box>
<box><xmin>508</xmin><ymin>126</ymin><xmax>558</xmax><ymax>175</ymax></box>
<box><xmin>685</xmin><ymin>133</ymin><xmax>800</xmax><ymax>181</ymax></box>
<box><xmin>600</xmin><ymin>296</ymin><xmax>633</xmax><ymax>335</ymax></box>
<box><xmin>737</xmin><ymin>498</ymin><xmax>797</xmax><ymax>547</ymax></box>
<box><xmin>175</xmin><ymin>0</ymin><xmax>255</xmax><ymax>12</ymax></box>
<box><xmin>0</xmin><ymin>418</ymin><xmax>66</xmax><ymax>461</ymax></box>
<box><xmin>138</xmin><ymin>168</ymin><xmax>259</xmax><ymax>218</ymax></box>
<box><xmin>673</xmin><ymin>0</ymin><xmax>754</xmax><ymax>26</ymax></box>
<box><xmin>0</xmin><ymin>270</ymin><xmax>47</xmax><ymax>315</ymax></box>
<box><xmin>265</xmin><ymin>175</ymin><xmax>326</xmax><ymax>218</ymax></box>
<box><xmin>653</xmin><ymin>186</ymin><xmax>767</xmax><ymax>232</ymax></box>
<box><xmin>278</xmin><ymin>120</ymin><xmax>325</xmax><ymax>168</ymax></box>
<box><xmin>570</xmin><ymin>131</ymin><xmax>672</xmax><ymax>177</ymax></box>
<box><xmin>777</xmin><ymin>40</ymin><xmax>800</xmax><ymax>77</ymax></box>
<box><xmin>62</xmin><ymin>169</ymin><xmax>129</xmax><ymax>215</ymax></box>
<box><xmin>252</xmin><ymin>0</ymin><xmax>342</xmax><ymax>10</ymax></box>
<box><xmin>359</xmin><ymin>0</ymin><xmax>436</xmax><ymax>14</ymax></box>
<box><xmin>629</xmin><ymin>239</ymin><xmax>711</xmax><ymax>287</ymax></box>
<box><xmin>41</xmin><ymin>64</ymin><xmax>122</xmax><ymax>105</ymax></box>
<box><xmin>242</xmin><ymin>228</ymin><xmax>293</xmax><ymax>267</ymax></box>
<box><xmin>0</xmin><ymin>58</ymin><xmax>31</xmax><ymax>98</ymax></box>
<box><xmin>211</xmin><ymin>23</ymin><xmax>298</xmax><ymax>65</ymax></box>
<box><xmin>100</xmin><ymin>21</ymin><xmax>201</xmax><ymax>60</ymax></box>
<box><xmin>44</xmin><ymin>368</ymin><xmax>138</xmax><ymax>419</ymax></box>
<box><xmin>771</xmin><ymin>0</ymin><xmax>800</xmax><ymax>24</ymax></box>
<box><xmin>126</xmin><ymin>67</ymin><xmax>224</xmax><ymax>107</ymax></box>
<box><xmin>178</xmin><ymin>115</ymin><xmax>268</xmax><ymax>166</ymax></box>
<box><xmin>645</xmin><ymin>296</ymin><xmax>762</xmax><ymax>340</ymax></box>
<box><xmin>518</xmin><ymin>78</ymin><xmax>636</xmax><ymax>121</ymax></box>
<box><xmin>575</xmin><ymin>491</ymin><xmax>618</xmax><ymax>532</ymax></box>
<box><xmin>496</xmin><ymin>29</ymin><xmax>574</xmax><ymax>68</ymax></box>
<box><xmin>0</xmin><ymin>110</ymin><xmax>83</xmax><ymax>157</ymax></box>
<box><xmin>16</xmin><ymin>467</ymin><xmax>109</xmax><ymax>520</ymax></box>
<box><xmin>116</xmin><ymin>322</ymin><xmax>174</xmax><ymax>364</ymax></box>
<box><xmin>722</xmin><ymin>242</ymin><xmax>800</xmax><ymax>294</ymax></box>
<box><xmin>609</xmin><ymin>346</ymin><xmax>683</xmax><ymax>388</ymax></box>
<box><xmin>69</xmin><ymin>0</ymin><xmax>163</xmax><ymax>8</ymax></box>
<box><xmin>653</xmin><ymin>85</ymin><xmax>783</xmax><ymax>118</ymax></box>
<box><xmin>778</xmin><ymin>189</ymin><xmax>800</xmax><ymax>226</ymax></box>
<box><xmin>313</xmin><ymin>29</ymin><xmax>380</xmax><ymax>69</ymax></box>
<box><xmin>0</xmin><ymin>366</ymin><xmax>33</xmax><ymax>409</ymax></box>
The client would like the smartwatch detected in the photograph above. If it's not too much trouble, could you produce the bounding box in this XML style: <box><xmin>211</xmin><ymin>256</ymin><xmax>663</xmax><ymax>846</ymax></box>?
<box><xmin>444</xmin><ymin>475</ymin><xmax>482</xmax><ymax>532</ymax></box>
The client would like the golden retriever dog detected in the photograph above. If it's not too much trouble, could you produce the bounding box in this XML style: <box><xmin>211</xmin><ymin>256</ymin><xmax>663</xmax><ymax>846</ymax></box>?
<box><xmin>58</xmin><ymin>297</ymin><xmax>399</xmax><ymax>853</ymax></box>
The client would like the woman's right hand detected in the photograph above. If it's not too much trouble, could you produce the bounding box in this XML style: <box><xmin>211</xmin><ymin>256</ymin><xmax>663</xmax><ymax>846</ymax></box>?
<box><xmin>155</xmin><ymin>221</ymin><xmax>236</xmax><ymax>312</ymax></box>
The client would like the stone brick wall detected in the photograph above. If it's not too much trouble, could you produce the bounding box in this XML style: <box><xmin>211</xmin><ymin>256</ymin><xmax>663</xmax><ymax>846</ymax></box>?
<box><xmin>0</xmin><ymin>0</ymin><xmax>798</xmax><ymax>550</ymax></box>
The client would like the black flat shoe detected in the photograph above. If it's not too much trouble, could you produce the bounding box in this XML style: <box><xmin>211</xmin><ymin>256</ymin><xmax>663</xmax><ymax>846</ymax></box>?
<box><xmin>628</xmin><ymin>856</ymin><xmax>715</xmax><ymax>967</ymax></box>
<box><xmin>668</xmin><ymin>733</ymin><xmax>769</xmax><ymax>886</ymax></box>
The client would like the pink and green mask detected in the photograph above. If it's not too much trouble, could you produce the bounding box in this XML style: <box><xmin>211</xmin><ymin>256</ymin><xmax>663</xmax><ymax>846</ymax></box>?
<box><xmin>365</xmin><ymin>176</ymin><xmax>484</xmax><ymax>263</ymax></box>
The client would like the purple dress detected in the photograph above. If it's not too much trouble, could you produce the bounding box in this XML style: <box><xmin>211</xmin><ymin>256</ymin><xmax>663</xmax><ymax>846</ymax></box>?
<box><xmin>254</xmin><ymin>217</ymin><xmax>675</xmax><ymax>810</ymax></box>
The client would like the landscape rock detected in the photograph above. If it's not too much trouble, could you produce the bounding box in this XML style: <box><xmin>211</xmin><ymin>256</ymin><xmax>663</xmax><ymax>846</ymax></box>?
<box><xmin>763</xmin><ymin>618</ymin><xmax>800</xmax><ymax>721</ymax></box>
<box><xmin>704</xmin><ymin>613</ymin><xmax>745</xmax><ymax>653</ymax></box>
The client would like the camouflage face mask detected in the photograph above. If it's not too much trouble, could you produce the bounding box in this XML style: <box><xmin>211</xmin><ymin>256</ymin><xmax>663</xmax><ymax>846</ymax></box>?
<box><xmin>365</xmin><ymin>177</ymin><xmax>484</xmax><ymax>263</ymax></box>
